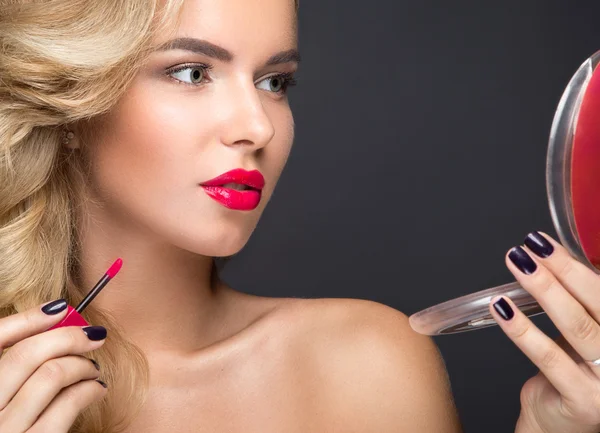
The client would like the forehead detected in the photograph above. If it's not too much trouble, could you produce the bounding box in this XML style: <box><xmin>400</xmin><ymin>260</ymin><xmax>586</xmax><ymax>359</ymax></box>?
<box><xmin>163</xmin><ymin>0</ymin><xmax>297</xmax><ymax>53</ymax></box>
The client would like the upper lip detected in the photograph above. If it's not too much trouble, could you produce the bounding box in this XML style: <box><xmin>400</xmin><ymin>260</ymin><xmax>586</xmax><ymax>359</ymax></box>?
<box><xmin>200</xmin><ymin>168</ymin><xmax>265</xmax><ymax>190</ymax></box>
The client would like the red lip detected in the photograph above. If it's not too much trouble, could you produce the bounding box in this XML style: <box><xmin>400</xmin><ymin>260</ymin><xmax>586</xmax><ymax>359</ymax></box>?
<box><xmin>199</xmin><ymin>169</ymin><xmax>265</xmax><ymax>211</ymax></box>
<box><xmin>200</xmin><ymin>168</ymin><xmax>265</xmax><ymax>190</ymax></box>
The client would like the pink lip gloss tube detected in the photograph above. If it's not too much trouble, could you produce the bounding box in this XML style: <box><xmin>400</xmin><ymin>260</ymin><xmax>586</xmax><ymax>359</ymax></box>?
<box><xmin>47</xmin><ymin>258</ymin><xmax>122</xmax><ymax>330</ymax></box>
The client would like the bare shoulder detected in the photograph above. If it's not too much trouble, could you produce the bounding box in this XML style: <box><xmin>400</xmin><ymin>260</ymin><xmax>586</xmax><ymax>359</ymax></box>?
<box><xmin>270</xmin><ymin>297</ymin><xmax>419</xmax><ymax>342</ymax></box>
<box><xmin>270</xmin><ymin>297</ymin><xmax>464</xmax><ymax>432</ymax></box>
<box><xmin>271</xmin><ymin>297</ymin><xmax>442</xmax><ymax>359</ymax></box>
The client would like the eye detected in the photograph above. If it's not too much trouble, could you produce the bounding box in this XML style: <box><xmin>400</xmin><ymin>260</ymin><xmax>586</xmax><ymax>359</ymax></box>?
<box><xmin>256</xmin><ymin>73</ymin><xmax>296</xmax><ymax>94</ymax></box>
<box><xmin>166</xmin><ymin>64</ymin><xmax>211</xmax><ymax>85</ymax></box>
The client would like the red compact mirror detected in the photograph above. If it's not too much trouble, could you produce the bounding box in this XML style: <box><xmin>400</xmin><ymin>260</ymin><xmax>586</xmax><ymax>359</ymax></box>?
<box><xmin>409</xmin><ymin>50</ymin><xmax>600</xmax><ymax>335</ymax></box>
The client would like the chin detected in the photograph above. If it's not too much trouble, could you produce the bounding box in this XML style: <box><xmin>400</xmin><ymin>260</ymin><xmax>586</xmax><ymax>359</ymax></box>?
<box><xmin>205</xmin><ymin>238</ymin><xmax>249</xmax><ymax>258</ymax></box>
<box><xmin>168</xmin><ymin>224</ymin><xmax>256</xmax><ymax>258</ymax></box>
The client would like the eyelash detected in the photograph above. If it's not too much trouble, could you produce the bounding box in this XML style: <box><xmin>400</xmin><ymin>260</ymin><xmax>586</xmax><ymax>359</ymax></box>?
<box><xmin>165</xmin><ymin>63</ymin><xmax>298</xmax><ymax>95</ymax></box>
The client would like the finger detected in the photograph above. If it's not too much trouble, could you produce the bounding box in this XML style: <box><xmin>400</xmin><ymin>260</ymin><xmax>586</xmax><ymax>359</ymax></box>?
<box><xmin>0</xmin><ymin>356</ymin><xmax>100</xmax><ymax>433</ymax></box>
<box><xmin>28</xmin><ymin>379</ymin><xmax>107</xmax><ymax>433</ymax></box>
<box><xmin>505</xmin><ymin>244</ymin><xmax>600</xmax><ymax>371</ymax></box>
<box><xmin>489</xmin><ymin>295</ymin><xmax>590</xmax><ymax>404</ymax></box>
<box><xmin>0</xmin><ymin>299</ymin><xmax>69</xmax><ymax>353</ymax></box>
<box><xmin>0</xmin><ymin>325</ymin><xmax>107</xmax><ymax>410</ymax></box>
<box><xmin>523</xmin><ymin>231</ymin><xmax>600</xmax><ymax>323</ymax></box>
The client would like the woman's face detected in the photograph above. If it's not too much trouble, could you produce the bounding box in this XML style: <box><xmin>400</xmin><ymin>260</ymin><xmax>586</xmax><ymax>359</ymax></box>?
<box><xmin>83</xmin><ymin>0</ymin><xmax>298</xmax><ymax>257</ymax></box>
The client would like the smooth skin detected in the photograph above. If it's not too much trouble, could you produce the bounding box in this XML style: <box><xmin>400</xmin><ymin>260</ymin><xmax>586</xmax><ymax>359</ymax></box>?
<box><xmin>121</xmin><ymin>293</ymin><xmax>463</xmax><ymax>432</ymax></box>
<box><xmin>0</xmin><ymin>296</ymin><xmax>461</xmax><ymax>433</ymax></box>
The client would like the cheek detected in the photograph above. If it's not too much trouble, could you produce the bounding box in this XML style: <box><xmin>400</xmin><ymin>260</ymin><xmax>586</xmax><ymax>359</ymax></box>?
<box><xmin>265</xmin><ymin>105</ymin><xmax>295</xmax><ymax>179</ymax></box>
<box><xmin>87</xmin><ymin>85</ymin><xmax>202</xmax><ymax>219</ymax></box>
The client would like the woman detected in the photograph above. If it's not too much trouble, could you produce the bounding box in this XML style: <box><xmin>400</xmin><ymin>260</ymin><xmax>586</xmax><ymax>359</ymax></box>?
<box><xmin>0</xmin><ymin>0</ymin><xmax>598</xmax><ymax>432</ymax></box>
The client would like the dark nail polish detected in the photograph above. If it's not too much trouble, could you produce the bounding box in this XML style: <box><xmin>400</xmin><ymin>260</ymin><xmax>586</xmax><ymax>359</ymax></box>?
<box><xmin>90</xmin><ymin>359</ymin><xmax>100</xmax><ymax>371</ymax></box>
<box><xmin>509</xmin><ymin>246</ymin><xmax>537</xmax><ymax>275</ymax></box>
<box><xmin>493</xmin><ymin>297</ymin><xmax>514</xmax><ymax>321</ymax></box>
<box><xmin>524</xmin><ymin>232</ymin><xmax>554</xmax><ymax>258</ymax></box>
<box><xmin>82</xmin><ymin>326</ymin><xmax>107</xmax><ymax>341</ymax></box>
<box><xmin>96</xmin><ymin>379</ymin><xmax>108</xmax><ymax>388</ymax></box>
<box><xmin>41</xmin><ymin>299</ymin><xmax>68</xmax><ymax>315</ymax></box>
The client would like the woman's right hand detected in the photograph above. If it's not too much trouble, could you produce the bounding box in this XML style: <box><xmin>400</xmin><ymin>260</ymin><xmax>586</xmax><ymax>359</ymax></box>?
<box><xmin>0</xmin><ymin>299</ymin><xmax>108</xmax><ymax>433</ymax></box>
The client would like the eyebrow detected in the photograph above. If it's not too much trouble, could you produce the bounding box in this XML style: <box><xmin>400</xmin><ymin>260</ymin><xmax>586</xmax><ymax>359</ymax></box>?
<box><xmin>154</xmin><ymin>37</ymin><xmax>301</xmax><ymax>65</ymax></box>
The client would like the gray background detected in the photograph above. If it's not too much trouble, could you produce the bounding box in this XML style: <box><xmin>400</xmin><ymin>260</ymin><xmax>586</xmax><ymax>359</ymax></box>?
<box><xmin>221</xmin><ymin>2</ymin><xmax>600</xmax><ymax>432</ymax></box>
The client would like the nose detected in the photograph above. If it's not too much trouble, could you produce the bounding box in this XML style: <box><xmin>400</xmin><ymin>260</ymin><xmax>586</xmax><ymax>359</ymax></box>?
<box><xmin>219</xmin><ymin>79</ymin><xmax>275</xmax><ymax>150</ymax></box>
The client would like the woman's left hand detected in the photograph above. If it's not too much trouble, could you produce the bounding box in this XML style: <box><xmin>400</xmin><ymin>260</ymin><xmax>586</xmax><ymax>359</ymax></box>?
<box><xmin>489</xmin><ymin>231</ymin><xmax>600</xmax><ymax>433</ymax></box>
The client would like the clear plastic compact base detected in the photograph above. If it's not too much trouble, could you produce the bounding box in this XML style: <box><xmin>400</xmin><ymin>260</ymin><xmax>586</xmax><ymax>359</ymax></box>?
<box><xmin>409</xmin><ymin>50</ymin><xmax>600</xmax><ymax>335</ymax></box>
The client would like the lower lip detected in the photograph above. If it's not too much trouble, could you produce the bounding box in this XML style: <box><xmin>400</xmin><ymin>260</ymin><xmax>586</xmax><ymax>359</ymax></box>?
<box><xmin>200</xmin><ymin>186</ymin><xmax>262</xmax><ymax>211</ymax></box>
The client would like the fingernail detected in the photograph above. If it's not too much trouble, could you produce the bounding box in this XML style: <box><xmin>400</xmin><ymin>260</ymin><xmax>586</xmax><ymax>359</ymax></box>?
<box><xmin>509</xmin><ymin>246</ymin><xmax>537</xmax><ymax>275</ymax></box>
<box><xmin>524</xmin><ymin>232</ymin><xmax>554</xmax><ymax>258</ymax></box>
<box><xmin>41</xmin><ymin>299</ymin><xmax>68</xmax><ymax>315</ymax></box>
<box><xmin>96</xmin><ymin>379</ymin><xmax>108</xmax><ymax>388</ymax></box>
<box><xmin>493</xmin><ymin>297</ymin><xmax>514</xmax><ymax>321</ymax></box>
<box><xmin>82</xmin><ymin>326</ymin><xmax>107</xmax><ymax>341</ymax></box>
<box><xmin>90</xmin><ymin>359</ymin><xmax>100</xmax><ymax>371</ymax></box>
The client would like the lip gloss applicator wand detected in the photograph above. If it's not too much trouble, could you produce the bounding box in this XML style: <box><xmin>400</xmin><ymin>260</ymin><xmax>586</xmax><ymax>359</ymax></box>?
<box><xmin>47</xmin><ymin>258</ymin><xmax>123</xmax><ymax>330</ymax></box>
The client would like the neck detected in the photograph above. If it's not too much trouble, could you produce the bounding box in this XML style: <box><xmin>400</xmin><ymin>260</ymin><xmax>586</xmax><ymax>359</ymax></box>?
<box><xmin>75</xmin><ymin>204</ymin><xmax>227</xmax><ymax>355</ymax></box>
